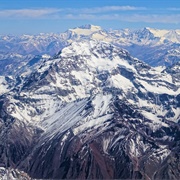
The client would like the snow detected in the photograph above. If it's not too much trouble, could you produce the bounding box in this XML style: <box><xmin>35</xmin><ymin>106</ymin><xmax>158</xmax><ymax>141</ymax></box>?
<box><xmin>73</xmin><ymin>94</ymin><xmax>113</xmax><ymax>135</ymax></box>
<box><xmin>40</xmin><ymin>98</ymin><xmax>88</xmax><ymax>139</ymax></box>
<box><xmin>61</xmin><ymin>41</ymin><xmax>92</xmax><ymax>57</ymax></box>
<box><xmin>92</xmin><ymin>32</ymin><xmax>106</xmax><ymax>40</ymax></box>
<box><xmin>110</xmin><ymin>135</ymin><xmax>125</xmax><ymax>149</ymax></box>
<box><xmin>146</xmin><ymin>28</ymin><xmax>180</xmax><ymax>43</ymax></box>
<box><xmin>142</xmin><ymin>110</ymin><xmax>160</xmax><ymax>122</ymax></box>
<box><xmin>142</xmin><ymin>110</ymin><xmax>169</xmax><ymax>131</ymax></box>
<box><xmin>147</xmin><ymin>28</ymin><xmax>169</xmax><ymax>38</ymax></box>
<box><xmin>34</xmin><ymin>94</ymin><xmax>112</xmax><ymax>139</ymax></box>
<box><xmin>111</xmin><ymin>74</ymin><xmax>134</xmax><ymax>90</ymax></box>
<box><xmin>102</xmin><ymin>137</ymin><xmax>111</xmax><ymax>153</ymax></box>
<box><xmin>129</xmin><ymin>139</ymin><xmax>137</xmax><ymax>156</ymax></box>
<box><xmin>42</xmin><ymin>54</ymin><xmax>51</xmax><ymax>59</ymax></box>
<box><xmin>8</xmin><ymin>91</ymin><xmax>63</xmax><ymax>124</ymax></box>
<box><xmin>167</xmin><ymin>107</ymin><xmax>180</xmax><ymax>122</ymax></box>
<box><xmin>0</xmin><ymin>76</ymin><xmax>9</xmax><ymax>95</ymax></box>
<box><xmin>137</xmin><ymin>79</ymin><xmax>176</xmax><ymax>95</ymax></box>
<box><xmin>154</xmin><ymin>66</ymin><xmax>166</xmax><ymax>73</ymax></box>
<box><xmin>164</xmin><ymin>30</ymin><xmax>180</xmax><ymax>43</ymax></box>
<box><xmin>61</xmin><ymin>41</ymin><xmax>136</xmax><ymax>73</ymax></box>
<box><xmin>71</xmin><ymin>70</ymin><xmax>93</xmax><ymax>85</ymax></box>
<box><xmin>92</xmin><ymin>94</ymin><xmax>112</xmax><ymax>117</ymax></box>
<box><xmin>73</xmin><ymin>114</ymin><xmax>112</xmax><ymax>135</ymax></box>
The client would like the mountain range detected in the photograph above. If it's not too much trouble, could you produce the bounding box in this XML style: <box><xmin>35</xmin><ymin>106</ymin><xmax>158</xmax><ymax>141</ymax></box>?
<box><xmin>0</xmin><ymin>25</ymin><xmax>180</xmax><ymax>77</ymax></box>
<box><xmin>0</xmin><ymin>36</ymin><xmax>179</xmax><ymax>179</ymax></box>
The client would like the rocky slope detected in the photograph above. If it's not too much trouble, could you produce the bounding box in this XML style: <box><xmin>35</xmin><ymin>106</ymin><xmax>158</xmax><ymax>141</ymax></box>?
<box><xmin>0</xmin><ymin>40</ymin><xmax>179</xmax><ymax>179</ymax></box>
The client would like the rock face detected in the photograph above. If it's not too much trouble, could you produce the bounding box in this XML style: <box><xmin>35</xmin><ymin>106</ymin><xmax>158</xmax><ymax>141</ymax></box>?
<box><xmin>0</xmin><ymin>40</ymin><xmax>180</xmax><ymax>179</ymax></box>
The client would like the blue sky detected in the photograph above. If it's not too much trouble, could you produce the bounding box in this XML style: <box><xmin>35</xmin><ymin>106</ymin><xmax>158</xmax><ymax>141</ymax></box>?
<box><xmin>0</xmin><ymin>0</ymin><xmax>179</xmax><ymax>35</ymax></box>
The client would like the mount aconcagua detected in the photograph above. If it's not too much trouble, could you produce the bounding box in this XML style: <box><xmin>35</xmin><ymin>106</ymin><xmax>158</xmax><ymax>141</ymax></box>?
<box><xmin>0</xmin><ymin>37</ymin><xmax>180</xmax><ymax>179</ymax></box>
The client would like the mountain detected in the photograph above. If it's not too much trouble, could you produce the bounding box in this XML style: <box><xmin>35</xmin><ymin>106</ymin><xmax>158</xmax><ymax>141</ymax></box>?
<box><xmin>0</xmin><ymin>40</ymin><xmax>179</xmax><ymax>179</ymax></box>
<box><xmin>0</xmin><ymin>25</ymin><xmax>179</xmax><ymax>77</ymax></box>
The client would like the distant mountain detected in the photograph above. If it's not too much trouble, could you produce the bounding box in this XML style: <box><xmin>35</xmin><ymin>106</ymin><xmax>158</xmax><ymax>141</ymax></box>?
<box><xmin>0</xmin><ymin>25</ymin><xmax>179</xmax><ymax>77</ymax></box>
<box><xmin>0</xmin><ymin>40</ymin><xmax>179</xmax><ymax>179</ymax></box>
<box><xmin>0</xmin><ymin>53</ymin><xmax>50</xmax><ymax>77</ymax></box>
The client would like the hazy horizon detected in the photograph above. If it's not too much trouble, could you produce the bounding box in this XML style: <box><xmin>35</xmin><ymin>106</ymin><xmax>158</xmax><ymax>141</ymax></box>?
<box><xmin>0</xmin><ymin>0</ymin><xmax>179</xmax><ymax>35</ymax></box>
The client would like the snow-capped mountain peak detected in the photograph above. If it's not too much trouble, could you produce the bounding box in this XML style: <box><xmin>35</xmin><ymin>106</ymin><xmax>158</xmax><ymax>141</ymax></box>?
<box><xmin>164</xmin><ymin>30</ymin><xmax>180</xmax><ymax>43</ymax></box>
<box><xmin>143</xmin><ymin>27</ymin><xmax>180</xmax><ymax>43</ymax></box>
